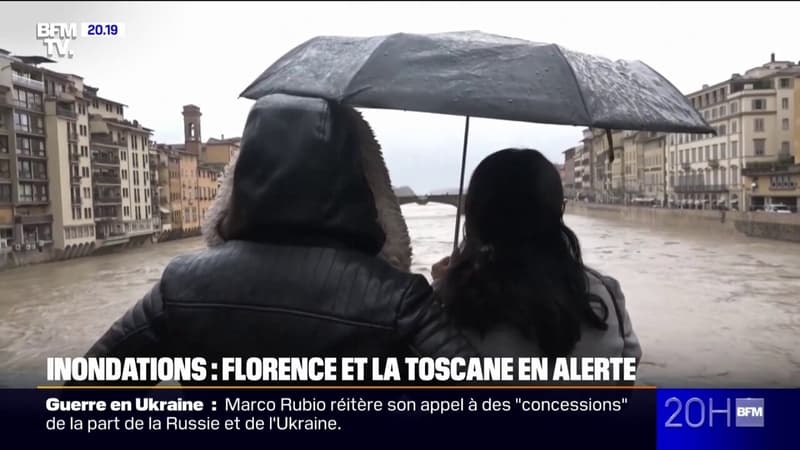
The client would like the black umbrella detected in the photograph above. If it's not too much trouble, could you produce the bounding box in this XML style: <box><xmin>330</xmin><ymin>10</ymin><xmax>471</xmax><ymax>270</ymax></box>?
<box><xmin>241</xmin><ymin>31</ymin><xmax>713</xmax><ymax>251</ymax></box>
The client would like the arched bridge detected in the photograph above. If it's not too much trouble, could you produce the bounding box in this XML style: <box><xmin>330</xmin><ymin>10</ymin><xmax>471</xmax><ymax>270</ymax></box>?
<box><xmin>397</xmin><ymin>194</ymin><xmax>464</xmax><ymax>210</ymax></box>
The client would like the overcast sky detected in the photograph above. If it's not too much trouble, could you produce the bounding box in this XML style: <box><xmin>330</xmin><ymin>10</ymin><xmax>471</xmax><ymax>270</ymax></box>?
<box><xmin>1</xmin><ymin>1</ymin><xmax>797</xmax><ymax>192</ymax></box>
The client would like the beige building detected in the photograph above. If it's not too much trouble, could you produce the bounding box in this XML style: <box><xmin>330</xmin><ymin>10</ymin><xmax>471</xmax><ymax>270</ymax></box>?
<box><xmin>667</xmin><ymin>54</ymin><xmax>800</xmax><ymax>210</ymax></box>
<box><xmin>0</xmin><ymin>52</ymin><xmax>53</xmax><ymax>252</ymax></box>
<box><xmin>198</xmin><ymin>164</ymin><xmax>220</xmax><ymax>224</ymax></box>
<box><xmin>87</xmin><ymin>89</ymin><xmax>153</xmax><ymax>245</ymax></box>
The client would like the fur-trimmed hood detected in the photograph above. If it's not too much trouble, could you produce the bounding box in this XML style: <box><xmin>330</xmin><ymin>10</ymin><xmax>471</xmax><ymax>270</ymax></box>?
<box><xmin>201</xmin><ymin>94</ymin><xmax>412</xmax><ymax>272</ymax></box>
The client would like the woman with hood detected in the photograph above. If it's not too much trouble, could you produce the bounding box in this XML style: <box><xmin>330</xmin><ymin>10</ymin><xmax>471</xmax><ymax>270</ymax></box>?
<box><xmin>432</xmin><ymin>148</ymin><xmax>641</xmax><ymax>379</ymax></box>
<box><xmin>80</xmin><ymin>94</ymin><xmax>476</xmax><ymax>382</ymax></box>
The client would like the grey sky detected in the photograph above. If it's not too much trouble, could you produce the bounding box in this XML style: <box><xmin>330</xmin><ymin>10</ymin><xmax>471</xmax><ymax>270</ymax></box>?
<box><xmin>1</xmin><ymin>1</ymin><xmax>797</xmax><ymax>192</ymax></box>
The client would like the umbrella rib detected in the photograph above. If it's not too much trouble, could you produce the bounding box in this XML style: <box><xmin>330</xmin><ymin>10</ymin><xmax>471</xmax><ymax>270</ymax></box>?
<box><xmin>340</xmin><ymin>35</ymin><xmax>392</xmax><ymax>104</ymax></box>
<box><xmin>551</xmin><ymin>44</ymin><xmax>593</xmax><ymax>125</ymax></box>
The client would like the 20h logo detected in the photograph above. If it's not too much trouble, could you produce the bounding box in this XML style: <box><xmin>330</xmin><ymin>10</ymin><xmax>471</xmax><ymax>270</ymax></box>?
<box><xmin>664</xmin><ymin>397</ymin><xmax>765</xmax><ymax>428</ymax></box>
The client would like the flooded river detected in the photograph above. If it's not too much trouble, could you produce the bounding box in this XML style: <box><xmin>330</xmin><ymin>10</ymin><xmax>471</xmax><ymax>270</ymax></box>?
<box><xmin>1</xmin><ymin>203</ymin><xmax>798</xmax><ymax>387</ymax></box>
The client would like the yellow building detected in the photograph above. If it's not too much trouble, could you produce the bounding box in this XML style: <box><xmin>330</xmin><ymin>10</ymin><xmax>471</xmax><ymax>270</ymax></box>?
<box><xmin>198</xmin><ymin>164</ymin><xmax>220</xmax><ymax>225</ymax></box>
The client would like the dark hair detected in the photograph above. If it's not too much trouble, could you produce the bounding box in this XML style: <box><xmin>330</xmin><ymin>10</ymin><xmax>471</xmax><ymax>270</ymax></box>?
<box><xmin>439</xmin><ymin>148</ymin><xmax>608</xmax><ymax>357</ymax></box>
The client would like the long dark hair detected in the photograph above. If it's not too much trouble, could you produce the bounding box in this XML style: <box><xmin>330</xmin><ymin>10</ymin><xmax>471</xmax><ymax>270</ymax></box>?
<box><xmin>439</xmin><ymin>148</ymin><xmax>608</xmax><ymax>357</ymax></box>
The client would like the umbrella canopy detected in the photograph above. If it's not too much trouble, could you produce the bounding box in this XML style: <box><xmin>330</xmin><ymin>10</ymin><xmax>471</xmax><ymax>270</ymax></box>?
<box><xmin>241</xmin><ymin>30</ymin><xmax>713</xmax><ymax>134</ymax></box>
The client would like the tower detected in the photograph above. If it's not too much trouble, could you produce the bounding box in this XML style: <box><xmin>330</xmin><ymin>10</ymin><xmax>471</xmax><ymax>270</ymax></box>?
<box><xmin>182</xmin><ymin>104</ymin><xmax>202</xmax><ymax>155</ymax></box>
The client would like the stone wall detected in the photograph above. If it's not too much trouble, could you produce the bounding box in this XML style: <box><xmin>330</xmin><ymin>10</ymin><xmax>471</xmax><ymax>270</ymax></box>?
<box><xmin>566</xmin><ymin>202</ymin><xmax>800</xmax><ymax>243</ymax></box>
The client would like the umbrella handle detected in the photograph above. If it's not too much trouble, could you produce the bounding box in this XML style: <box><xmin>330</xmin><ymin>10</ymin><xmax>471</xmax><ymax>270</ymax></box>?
<box><xmin>453</xmin><ymin>116</ymin><xmax>470</xmax><ymax>255</ymax></box>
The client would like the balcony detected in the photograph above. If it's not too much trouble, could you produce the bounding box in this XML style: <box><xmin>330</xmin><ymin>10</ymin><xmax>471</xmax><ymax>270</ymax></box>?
<box><xmin>12</xmin><ymin>99</ymin><xmax>44</xmax><ymax>112</ymax></box>
<box><xmin>11</xmin><ymin>73</ymin><xmax>44</xmax><ymax>91</ymax></box>
<box><xmin>94</xmin><ymin>212</ymin><xmax>122</xmax><ymax>221</ymax></box>
<box><xmin>67</xmin><ymin>131</ymin><xmax>78</xmax><ymax>142</ymax></box>
<box><xmin>56</xmin><ymin>106</ymin><xmax>77</xmax><ymax>119</ymax></box>
<box><xmin>92</xmin><ymin>157</ymin><xmax>120</xmax><ymax>167</ymax></box>
<box><xmin>742</xmin><ymin>155</ymin><xmax>796</xmax><ymax>175</ymax></box>
<box><xmin>69</xmin><ymin>152</ymin><xmax>80</xmax><ymax>162</ymax></box>
<box><xmin>14</xmin><ymin>213</ymin><xmax>52</xmax><ymax>225</ymax></box>
<box><xmin>708</xmin><ymin>159</ymin><xmax>719</xmax><ymax>169</ymax></box>
<box><xmin>15</xmin><ymin>196</ymin><xmax>49</xmax><ymax>205</ymax></box>
<box><xmin>16</xmin><ymin>149</ymin><xmax>47</xmax><ymax>159</ymax></box>
<box><xmin>92</xmin><ymin>135</ymin><xmax>122</xmax><ymax>147</ymax></box>
<box><xmin>673</xmin><ymin>184</ymin><xmax>730</xmax><ymax>194</ymax></box>
<box><xmin>17</xmin><ymin>173</ymin><xmax>48</xmax><ymax>183</ymax></box>
<box><xmin>56</xmin><ymin>91</ymin><xmax>76</xmax><ymax>102</ymax></box>
<box><xmin>681</xmin><ymin>162</ymin><xmax>691</xmax><ymax>171</ymax></box>
<box><xmin>94</xmin><ymin>195</ymin><xmax>122</xmax><ymax>205</ymax></box>
<box><xmin>93</xmin><ymin>175</ymin><xmax>121</xmax><ymax>185</ymax></box>
<box><xmin>71</xmin><ymin>174</ymin><xmax>82</xmax><ymax>184</ymax></box>
<box><xmin>14</xmin><ymin>124</ymin><xmax>45</xmax><ymax>136</ymax></box>
<box><xmin>71</xmin><ymin>196</ymin><xmax>81</xmax><ymax>206</ymax></box>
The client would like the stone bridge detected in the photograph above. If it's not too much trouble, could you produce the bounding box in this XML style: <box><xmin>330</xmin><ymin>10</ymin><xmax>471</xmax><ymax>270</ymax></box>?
<box><xmin>397</xmin><ymin>194</ymin><xmax>464</xmax><ymax>210</ymax></box>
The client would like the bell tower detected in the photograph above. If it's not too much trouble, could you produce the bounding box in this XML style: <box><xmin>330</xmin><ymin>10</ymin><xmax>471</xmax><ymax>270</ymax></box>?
<box><xmin>182</xmin><ymin>104</ymin><xmax>202</xmax><ymax>155</ymax></box>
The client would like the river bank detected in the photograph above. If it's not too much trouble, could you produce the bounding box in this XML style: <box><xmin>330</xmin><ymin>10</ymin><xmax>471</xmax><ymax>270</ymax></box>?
<box><xmin>566</xmin><ymin>202</ymin><xmax>800</xmax><ymax>243</ymax></box>
<box><xmin>0</xmin><ymin>229</ymin><xmax>202</xmax><ymax>272</ymax></box>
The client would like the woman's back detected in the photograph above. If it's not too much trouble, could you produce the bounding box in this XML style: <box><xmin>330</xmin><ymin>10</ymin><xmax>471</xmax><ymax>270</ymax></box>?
<box><xmin>436</xmin><ymin>148</ymin><xmax>642</xmax><ymax>375</ymax></box>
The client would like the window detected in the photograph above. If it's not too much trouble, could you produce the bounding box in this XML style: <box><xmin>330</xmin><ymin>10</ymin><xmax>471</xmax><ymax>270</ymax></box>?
<box><xmin>123</xmin><ymin>188</ymin><xmax>129</xmax><ymax>198</ymax></box>
<box><xmin>782</xmin><ymin>141</ymin><xmax>790</xmax><ymax>155</ymax></box>
<box><xmin>71</xmin><ymin>207</ymin><xmax>80</xmax><ymax>221</ymax></box>
<box><xmin>124</xmin><ymin>206</ymin><xmax>130</xmax><ymax>216</ymax></box>
<box><xmin>712</xmin><ymin>108</ymin><xmax>717</xmax><ymax>119</ymax></box>
<box><xmin>704</xmin><ymin>146</ymin><xmax>710</xmax><ymax>161</ymax></box>
<box><xmin>81</xmin><ymin>145</ymin><xmax>88</xmax><ymax>156</ymax></box>
<box><xmin>82</xmin><ymin>166</ymin><xmax>89</xmax><ymax>177</ymax></box>
<box><xmin>730</xmin><ymin>102</ymin><xmax>738</xmax><ymax>114</ymax></box>
<box><xmin>0</xmin><ymin>136</ymin><xmax>7</xmax><ymax>153</ymax></box>
<box><xmin>732</xmin><ymin>120</ymin><xmax>737</xmax><ymax>133</ymax></box>
<box><xmin>133</xmin><ymin>171</ymin><xmax>139</xmax><ymax>185</ymax></box>
<box><xmin>779</xmin><ymin>78</ymin><xmax>791</xmax><ymax>88</ymax></box>
<box><xmin>691</xmin><ymin>148</ymin><xmax>697</xmax><ymax>162</ymax></box>
<box><xmin>720</xmin><ymin>143</ymin><xmax>726</xmax><ymax>159</ymax></box>
<box><xmin>732</xmin><ymin>141</ymin><xmax>738</xmax><ymax>158</ymax></box>
<box><xmin>751</xmin><ymin>99</ymin><xmax>766</xmax><ymax>110</ymax></box>
<box><xmin>712</xmin><ymin>144</ymin><xmax>718</xmax><ymax>159</ymax></box>
<box><xmin>120</xmin><ymin>151</ymin><xmax>127</xmax><ymax>161</ymax></box>
<box><xmin>0</xmin><ymin>184</ymin><xmax>10</xmax><ymax>202</ymax></box>
<box><xmin>704</xmin><ymin>110</ymin><xmax>709</xmax><ymax>120</ymax></box>
<box><xmin>92</xmin><ymin>100</ymin><xmax>98</xmax><ymax>109</ymax></box>
<box><xmin>719</xmin><ymin>125</ymin><xmax>726</xmax><ymax>136</ymax></box>
<box><xmin>122</xmin><ymin>169</ymin><xmax>128</xmax><ymax>180</ymax></box>
<box><xmin>782</xmin><ymin>118</ymin><xmax>790</xmax><ymax>130</ymax></box>
<box><xmin>753</xmin><ymin>139</ymin><xmax>766</xmax><ymax>156</ymax></box>
<box><xmin>134</xmin><ymin>189</ymin><xmax>140</xmax><ymax>203</ymax></box>
<box><xmin>754</xmin><ymin>118</ymin><xmax>764</xmax><ymax>132</ymax></box>
<box><xmin>0</xmin><ymin>160</ymin><xmax>9</xmax><ymax>179</ymax></box>
<box><xmin>720</xmin><ymin>105</ymin><xmax>726</xmax><ymax>116</ymax></box>
<box><xmin>83</xmin><ymin>187</ymin><xmax>91</xmax><ymax>198</ymax></box>
<box><xmin>782</xmin><ymin>98</ymin><xmax>790</xmax><ymax>110</ymax></box>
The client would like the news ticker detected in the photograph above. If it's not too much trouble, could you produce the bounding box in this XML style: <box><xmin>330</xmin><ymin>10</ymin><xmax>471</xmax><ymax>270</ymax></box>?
<box><xmin>0</xmin><ymin>387</ymin><xmax>795</xmax><ymax>449</ymax></box>
<box><xmin>47</xmin><ymin>356</ymin><xmax>638</xmax><ymax>383</ymax></box>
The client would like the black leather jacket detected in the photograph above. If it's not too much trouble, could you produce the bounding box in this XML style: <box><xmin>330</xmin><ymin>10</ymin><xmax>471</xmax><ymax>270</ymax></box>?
<box><xmin>82</xmin><ymin>94</ymin><xmax>476</xmax><ymax>380</ymax></box>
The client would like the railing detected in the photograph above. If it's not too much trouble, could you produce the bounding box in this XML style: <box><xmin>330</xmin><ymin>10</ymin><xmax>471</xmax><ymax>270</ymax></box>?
<box><xmin>742</xmin><ymin>157</ymin><xmax>796</xmax><ymax>175</ymax></box>
<box><xmin>69</xmin><ymin>153</ymin><xmax>80</xmax><ymax>162</ymax></box>
<box><xmin>93</xmin><ymin>175</ymin><xmax>121</xmax><ymax>184</ymax></box>
<box><xmin>56</xmin><ymin>106</ymin><xmax>77</xmax><ymax>119</ymax></box>
<box><xmin>67</xmin><ymin>131</ymin><xmax>78</xmax><ymax>142</ymax></box>
<box><xmin>92</xmin><ymin>135</ymin><xmax>122</xmax><ymax>147</ymax></box>
<box><xmin>92</xmin><ymin>157</ymin><xmax>120</xmax><ymax>166</ymax></box>
<box><xmin>71</xmin><ymin>175</ymin><xmax>82</xmax><ymax>184</ymax></box>
<box><xmin>94</xmin><ymin>196</ymin><xmax>122</xmax><ymax>204</ymax></box>
<box><xmin>16</xmin><ymin>149</ymin><xmax>47</xmax><ymax>158</ymax></box>
<box><xmin>673</xmin><ymin>184</ymin><xmax>730</xmax><ymax>193</ymax></box>
<box><xmin>12</xmin><ymin>99</ymin><xmax>44</xmax><ymax>112</ymax></box>
<box><xmin>17</xmin><ymin>172</ymin><xmax>48</xmax><ymax>182</ymax></box>
<box><xmin>12</xmin><ymin>73</ymin><xmax>44</xmax><ymax>91</ymax></box>
<box><xmin>14</xmin><ymin>124</ymin><xmax>45</xmax><ymax>135</ymax></box>
<box><xmin>770</xmin><ymin>182</ymin><xmax>797</xmax><ymax>191</ymax></box>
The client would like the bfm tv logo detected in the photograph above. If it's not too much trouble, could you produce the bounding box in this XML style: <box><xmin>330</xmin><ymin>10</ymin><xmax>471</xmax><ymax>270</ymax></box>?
<box><xmin>36</xmin><ymin>23</ymin><xmax>78</xmax><ymax>58</ymax></box>
<box><xmin>664</xmin><ymin>397</ymin><xmax>764</xmax><ymax>428</ymax></box>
